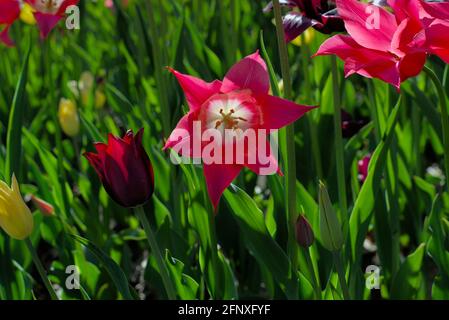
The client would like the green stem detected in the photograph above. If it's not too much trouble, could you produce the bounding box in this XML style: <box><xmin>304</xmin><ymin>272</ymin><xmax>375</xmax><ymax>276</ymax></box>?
<box><xmin>273</xmin><ymin>0</ymin><xmax>299</xmax><ymax>275</ymax></box>
<box><xmin>332</xmin><ymin>250</ymin><xmax>351</xmax><ymax>300</ymax></box>
<box><xmin>25</xmin><ymin>238</ymin><xmax>58</xmax><ymax>300</ymax></box>
<box><xmin>424</xmin><ymin>66</ymin><xmax>449</xmax><ymax>191</ymax></box>
<box><xmin>135</xmin><ymin>205</ymin><xmax>177</xmax><ymax>300</ymax></box>
<box><xmin>302</xmin><ymin>44</ymin><xmax>323</xmax><ymax>179</ymax></box>
<box><xmin>330</xmin><ymin>57</ymin><xmax>348</xmax><ymax>234</ymax></box>
<box><xmin>304</xmin><ymin>248</ymin><xmax>321</xmax><ymax>300</ymax></box>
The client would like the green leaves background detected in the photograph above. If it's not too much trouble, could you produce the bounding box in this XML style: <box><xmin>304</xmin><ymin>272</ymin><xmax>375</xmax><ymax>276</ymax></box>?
<box><xmin>0</xmin><ymin>0</ymin><xmax>448</xmax><ymax>300</ymax></box>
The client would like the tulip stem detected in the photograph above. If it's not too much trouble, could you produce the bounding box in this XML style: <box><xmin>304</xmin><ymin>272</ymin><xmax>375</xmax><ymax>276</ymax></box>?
<box><xmin>304</xmin><ymin>248</ymin><xmax>321</xmax><ymax>300</ymax></box>
<box><xmin>272</xmin><ymin>0</ymin><xmax>299</xmax><ymax>285</ymax></box>
<box><xmin>332</xmin><ymin>250</ymin><xmax>351</xmax><ymax>300</ymax></box>
<box><xmin>135</xmin><ymin>206</ymin><xmax>177</xmax><ymax>300</ymax></box>
<box><xmin>424</xmin><ymin>66</ymin><xmax>449</xmax><ymax>191</ymax></box>
<box><xmin>25</xmin><ymin>238</ymin><xmax>59</xmax><ymax>300</ymax></box>
<box><xmin>330</xmin><ymin>56</ymin><xmax>348</xmax><ymax>234</ymax></box>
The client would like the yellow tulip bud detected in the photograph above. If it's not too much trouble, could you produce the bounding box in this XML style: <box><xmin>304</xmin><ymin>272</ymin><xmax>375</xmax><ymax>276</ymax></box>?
<box><xmin>0</xmin><ymin>175</ymin><xmax>34</xmax><ymax>240</ymax></box>
<box><xmin>292</xmin><ymin>28</ymin><xmax>315</xmax><ymax>47</ymax></box>
<box><xmin>58</xmin><ymin>98</ymin><xmax>80</xmax><ymax>137</ymax></box>
<box><xmin>20</xmin><ymin>3</ymin><xmax>36</xmax><ymax>25</ymax></box>
<box><xmin>95</xmin><ymin>88</ymin><xmax>106</xmax><ymax>109</ymax></box>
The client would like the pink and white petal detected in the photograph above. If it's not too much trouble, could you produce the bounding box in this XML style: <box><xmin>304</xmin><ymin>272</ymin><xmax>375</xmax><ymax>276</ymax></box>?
<box><xmin>168</xmin><ymin>67</ymin><xmax>221</xmax><ymax>111</ymax></box>
<box><xmin>57</xmin><ymin>0</ymin><xmax>80</xmax><ymax>15</ymax></box>
<box><xmin>336</xmin><ymin>0</ymin><xmax>397</xmax><ymax>52</ymax></box>
<box><xmin>163</xmin><ymin>113</ymin><xmax>197</xmax><ymax>158</ymax></box>
<box><xmin>34</xmin><ymin>12</ymin><xmax>63</xmax><ymax>39</ymax></box>
<box><xmin>245</xmin><ymin>138</ymin><xmax>282</xmax><ymax>176</ymax></box>
<box><xmin>221</xmin><ymin>51</ymin><xmax>270</xmax><ymax>95</ymax></box>
<box><xmin>203</xmin><ymin>163</ymin><xmax>242</xmax><ymax>210</ymax></box>
<box><xmin>259</xmin><ymin>94</ymin><xmax>317</xmax><ymax>130</ymax></box>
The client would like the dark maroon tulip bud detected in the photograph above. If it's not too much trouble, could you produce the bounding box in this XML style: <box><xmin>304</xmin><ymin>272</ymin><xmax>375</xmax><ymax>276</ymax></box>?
<box><xmin>84</xmin><ymin>128</ymin><xmax>154</xmax><ymax>208</ymax></box>
<box><xmin>358</xmin><ymin>155</ymin><xmax>371</xmax><ymax>184</ymax></box>
<box><xmin>296</xmin><ymin>215</ymin><xmax>315</xmax><ymax>248</ymax></box>
<box><xmin>341</xmin><ymin>109</ymin><xmax>368</xmax><ymax>138</ymax></box>
<box><xmin>264</xmin><ymin>0</ymin><xmax>345</xmax><ymax>42</ymax></box>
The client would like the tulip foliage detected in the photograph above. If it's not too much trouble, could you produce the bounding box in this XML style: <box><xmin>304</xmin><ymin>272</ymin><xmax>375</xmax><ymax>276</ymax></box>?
<box><xmin>1</xmin><ymin>0</ymin><xmax>449</xmax><ymax>301</ymax></box>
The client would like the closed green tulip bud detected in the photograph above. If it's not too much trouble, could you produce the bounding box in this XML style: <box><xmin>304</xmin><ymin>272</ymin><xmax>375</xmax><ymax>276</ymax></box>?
<box><xmin>0</xmin><ymin>175</ymin><xmax>34</xmax><ymax>240</ymax></box>
<box><xmin>319</xmin><ymin>181</ymin><xmax>344</xmax><ymax>252</ymax></box>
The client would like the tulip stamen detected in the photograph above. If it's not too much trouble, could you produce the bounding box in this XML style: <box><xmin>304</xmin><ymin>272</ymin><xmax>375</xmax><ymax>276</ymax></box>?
<box><xmin>216</xmin><ymin>108</ymin><xmax>248</xmax><ymax>130</ymax></box>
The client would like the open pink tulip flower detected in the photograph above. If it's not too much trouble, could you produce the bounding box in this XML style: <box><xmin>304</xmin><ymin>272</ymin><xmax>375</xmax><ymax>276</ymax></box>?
<box><xmin>164</xmin><ymin>51</ymin><xmax>317</xmax><ymax>209</ymax></box>
<box><xmin>419</xmin><ymin>0</ymin><xmax>449</xmax><ymax>64</ymax></box>
<box><xmin>25</xmin><ymin>0</ymin><xmax>79</xmax><ymax>38</ymax></box>
<box><xmin>0</xmin><ymin>0</ymin><xmax>21</xmax><ymax>46</ymax></box>
<box><xmin>314</xmin><ymin>0</ymin><xmax>449</xmax><ymax>90</ymax></box>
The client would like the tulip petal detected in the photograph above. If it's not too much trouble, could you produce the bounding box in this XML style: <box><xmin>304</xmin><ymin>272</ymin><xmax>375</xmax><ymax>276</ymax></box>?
<box><xmin>388</xmin><ymin>0</ymin><xmax>421</xmax><ymax>24</ymax></box>
<box><xmin>398</xmin><ymin>51</ymin><xmax>427</xmax><ymax>82</ymax></box>
<box><xmin>336</xmin><ymin>0</ymin><xmax>397</xmax><ymax>52</ymax></box>
<box><xmin>34</xmin><ymin>12</ymin><xmax>63</xmax><ymax>38</ymax></box>
<box><xmin>163</xmin><ymin>113</ymin><xmax>197</xmax><ymax>157</ymax></box>
<box><xmin>245</xmin><ymin>137</ymin><xmax>282</xmax><ymax>176</ymax></box>
<box><xmin>282</xmin><ymin>12</ymin><xmax>316</xmax><ymax>43</ymax></box>
<box><xmin>0</xmin><ymin>0</ymin><xmax>21</xmax><ymax>24</ymax></box>
<box><xmin>316</xmin><ymin>34</ymin><xmax>401</xmax><ymax>89</ymax></box>
<box><xmin>221</xmin><ymin>51</ymin><xmax>270</xmax><ymax>95</ymax></box>
<box><xmin>424</xmin><ymin>21</ymin><xmax>449</xmax><ymax>64</ymax></box>
<box><xmin>57</xmin><ymin>0</ymin><xmax>80</xmax><ymax>15</ymax></box>
<box><xmin>168</xmin><ymin>68</ymin><xmax>222</xmax><ymax>111</ymax></box>
<box><xmin>84</xmin><ymin>151</ymin><xmax>106</xmax><ymax>182</ymax></box>
<box><xmin>420</xmin><ymin>0</ymin><xmax>449</xmax><ymax>21</ymax></box>
<box><xmin>203</xmin><ymin>163</ymin><xmax>242</xmax><ymax>210</ymax></box>
<box><xmin>259</xmin><ymin>94</ymin><xmax>317</xmax><ymax>130</ymax></box>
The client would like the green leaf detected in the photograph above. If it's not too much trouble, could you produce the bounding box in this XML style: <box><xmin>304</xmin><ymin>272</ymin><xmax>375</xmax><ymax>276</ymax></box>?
<box><xmin>390</xmin><ymin>244</ymin><xmax>425</xmax><ymax>299</ymax></box>
<box><xmin>224</xmin><ymin>186</ymin><xmax>291</xmax><ymax>288</ymax></box>
<box><xmin>349</xmin><ymin>98</ymin><xmax>402</xmax><ymax>263</ymax></box>
<box><xmin>71</xmin><ymin>235</ymin><xmax>134</xmax><ymax>300</ymax></box>
<box><xmin>165</xmin><ymin>250</ymin><xmax>199</xmax><ymax>300</ymax></box>
<box><xmin>4</xmin><ymin>41</ymin><xmax>31</xmax><ymax>183</ymax></box>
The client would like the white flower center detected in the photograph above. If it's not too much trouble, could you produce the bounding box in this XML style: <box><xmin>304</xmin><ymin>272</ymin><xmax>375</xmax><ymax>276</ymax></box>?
<box><xmin>204</xmin><ymin>98</ymin><xmax>253</xmax><ymax>134</ymax></box>
<box><xmin>35</xmin><ymin>0</ymin><xmax>62</xmax><ymax>13</ymax></box>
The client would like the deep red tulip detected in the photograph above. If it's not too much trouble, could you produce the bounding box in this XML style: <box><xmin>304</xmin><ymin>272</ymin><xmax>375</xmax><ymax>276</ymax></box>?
<box><xmin>296</xmin><ymin>215</ymin><xmax>315</xmax><ymax>248</ymax></box>
<box><xmin>264</xmin><ymin>0</ymin><xmax>345</xmax><ymax>42</ymax></box>
<box><xmin>84</xmin><ymin>129</ymin><xmax>155</xmax><ymax>208</ymax></box>
<box><xmin>0</xmin><ymin>0</ymin><xmax>20</xmax><ymax>46</ymax></box>
<box><xmin>341</xmin><ymin>109</ymin><xmax>367</xmax><ymax>138</ymax></box>
<box><xmin>25</xmin><ymin>0</ymin><xmax>79</xmax><ymax>38</ymax></box>
<box><xmin>164</xmin><ymin>52</ymin><xmax>317</xmax><ymax>209</ymax></box>
<box><xmin>315</xmin><ymin>0</ymin><xmax>431</xmax><ymax>89</ymax></box>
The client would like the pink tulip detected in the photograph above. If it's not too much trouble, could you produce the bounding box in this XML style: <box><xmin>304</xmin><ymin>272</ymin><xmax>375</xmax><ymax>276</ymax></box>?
<box><xmin>25</xmin><ymin>0</ymin><xmax>79</xmax><ymax>38</ymax></box>
<box><xmin>314</xmin><ymin>0</ymin><xmax>433</xmax><ymax>90</ymax></box>
<box><xmin>164</xmin><ymin>52</ymin><xmax>317</xmax><ymax>209</ymax></box>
